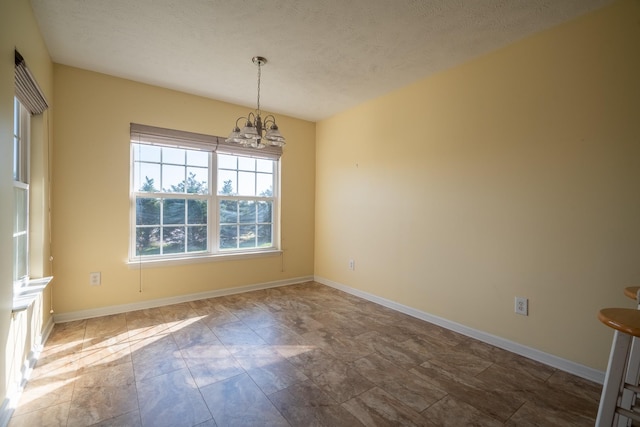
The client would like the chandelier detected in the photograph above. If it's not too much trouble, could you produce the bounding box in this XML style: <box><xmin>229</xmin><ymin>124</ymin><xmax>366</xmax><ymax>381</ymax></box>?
<box><xmin>226</xmin><ymin>56</ymin><xmax>286</xmax><ymax>149</ymax></box>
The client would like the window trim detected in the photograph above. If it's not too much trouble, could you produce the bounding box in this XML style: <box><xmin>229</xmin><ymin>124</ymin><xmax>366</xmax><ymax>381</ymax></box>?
<box><xmin>125</xmin><ymin>248</ymin><xmax>283</xmax><ymax>269</ymax></box>
<box><xmin>129</xmin><ymin>124</ymin><xmax>282</xmax><ymax>264</ymax></box>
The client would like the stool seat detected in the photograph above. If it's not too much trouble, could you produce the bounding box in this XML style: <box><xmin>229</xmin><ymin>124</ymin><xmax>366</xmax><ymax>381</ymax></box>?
<box><xmin>598</xmin><ymin>308</ymin><xmax>640</xmax><ymax>337</ymax></box>
<box><xmin>624</xmin><ymin>286</ymin><xmax>640</xmax><ymax>301</ymax></box>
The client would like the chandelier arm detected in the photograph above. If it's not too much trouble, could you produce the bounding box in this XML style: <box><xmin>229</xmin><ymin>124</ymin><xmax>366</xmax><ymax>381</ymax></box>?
<box><xmin>263</xmin><ymin>115</ymin><xmax>277</xmax><ymax>126</ymax></box>
<box><xmin>235</xmin><ymin>116</ymin><xmax>248</xmax><ymax>128</ymax></box>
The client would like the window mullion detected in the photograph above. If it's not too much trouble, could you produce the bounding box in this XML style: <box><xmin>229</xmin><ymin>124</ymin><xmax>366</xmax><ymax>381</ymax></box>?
<box><xmin>184</xmin><ymin>197</ymin><xmax>189</xmax><ymax>253</ymax></box>
<box><xmin>210</xmin><ymin>151</ymin><xmax>217</xmax><ymax>254</ymax></box>
<box><xmin>159</xmin><ymin>148</ymin><xmax>163</xmax><ymax>192</ymax></box>
<box><xmin>159</xmin><ymin>196</ymin><xmax>164</xmax><ymax>255</ymax></box>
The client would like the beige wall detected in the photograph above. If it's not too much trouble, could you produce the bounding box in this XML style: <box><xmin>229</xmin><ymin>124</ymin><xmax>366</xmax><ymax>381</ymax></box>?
<box><xmin>315</xmin><ymin>0</ymin><xmax>640</xmax><ymax>371</ymax></box>
<box><xmin>51</xmin><ymin>65</ymin><xmax>315</xmax><ymax>314</ymax></box>
<box><xmin>0</xmin><ymin>0</ymin><xmax>54</xmax><ymax>414</ymax></box>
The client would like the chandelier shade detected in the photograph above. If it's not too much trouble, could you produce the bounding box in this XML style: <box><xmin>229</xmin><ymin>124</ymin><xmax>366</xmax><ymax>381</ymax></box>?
<box><xmin>226</xmin><ymin>57</ymin><xmax>286</xmax><ymax>149</ymax></box>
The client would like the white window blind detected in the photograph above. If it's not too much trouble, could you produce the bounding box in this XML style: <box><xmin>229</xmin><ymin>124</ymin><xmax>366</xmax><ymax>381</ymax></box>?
<box><xmin>15</xmin><ymin>50</ymin><xmax>48</xmax><ymax>115</ymax></box>
<box><xmin>130</xmin><ymin>123</ymin><xmax>282</xmax><ymax>160</ymax></box>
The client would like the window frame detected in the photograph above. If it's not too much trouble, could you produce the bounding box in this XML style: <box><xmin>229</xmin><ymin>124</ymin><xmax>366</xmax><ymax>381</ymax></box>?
<box><xmin>129</xmin><ymin>137</ymin><xmax>281</xmax><ymax>264</ymax></box>
<box><xmin>216</xmin><ymin>154</ymin><xmax>278</xmax><ymax>252</ymax></box>
<box><xmin>13</xmin><ymin>97</ymin><xmax>30</xmax><ymax>290</ymax></box>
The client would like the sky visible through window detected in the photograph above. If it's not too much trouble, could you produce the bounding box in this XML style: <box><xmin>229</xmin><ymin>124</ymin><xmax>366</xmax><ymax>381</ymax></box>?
<box><xmin>134</xmin><ymin>145</ymin><xmax>208</xmax><ymax>193</ymax></box>
<box><xmin>218</xmin><ymin>154</ymin><xmax>273</xmax><ymax>196</ymax></box>
<box><xmin>133</xmin><ymin>146</ymin><xmax>273</xmax><ymax>196</ymax></box>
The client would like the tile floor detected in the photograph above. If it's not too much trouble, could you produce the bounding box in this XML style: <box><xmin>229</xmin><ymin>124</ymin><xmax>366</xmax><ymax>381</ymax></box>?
<box><xmin>9</xmin><ymin>281</ymin><xmax>601</xmax><ymax>426</ymax></box>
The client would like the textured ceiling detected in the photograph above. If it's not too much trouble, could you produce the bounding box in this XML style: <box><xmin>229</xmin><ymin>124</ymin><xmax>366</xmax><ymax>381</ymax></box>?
<box><xmin>30</xmin><ymin>0</ymin><xmax>612</xmax><ymax>122</ymax></box>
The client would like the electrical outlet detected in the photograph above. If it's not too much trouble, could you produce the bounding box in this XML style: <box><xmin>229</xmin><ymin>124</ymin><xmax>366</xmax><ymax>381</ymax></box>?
<box><xmin>89</xmin><ymin>272</ymin><xmax>101</xmax><ymax>286</ymax></box>
<box><xmin>348</xmin><ymin>259</ymin><xmax>355</xmax><ymax>271</ymax></box>
<box><xmin>515</xmin><ymin>297</ymin><xmax>528</xmax><ymax>316</ymax></box>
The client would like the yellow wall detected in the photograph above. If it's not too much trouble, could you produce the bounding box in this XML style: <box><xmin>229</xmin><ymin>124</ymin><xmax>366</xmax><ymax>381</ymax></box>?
<box><xmin>315</xmin><ymin>0</ymin><xmax>640</xmax><ymax>371</ymax></box>
<box><xmin>3</xmin><ymin>2</ymin><xmax>637</xmax><ymax>410</ymax></box>
<box><xmin>0</xmin><ymin>0</ymin><xmax>54</xmax><ymax>414</ymax></box>
<box><xmin>51</xmin><ymin>66</ymin><xmax>315</xmax><ymax>314</ymax></box>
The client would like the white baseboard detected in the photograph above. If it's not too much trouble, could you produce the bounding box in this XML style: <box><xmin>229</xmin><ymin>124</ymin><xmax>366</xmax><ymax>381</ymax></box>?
<box><xmin>314</xmin><ymin>275</ymin><xmax>605</xmax><ymax>385</ymax></box>
<box><xmin>53</xmin><ymin>276</ymin><xmax>315</xmax><ymax>323</ymax></box>
<box><xmin>41</xmin><ymin>315</ymin><xmax>55</xmax><ymax>345</ymax></box>
<box><xmin>0</xmin><ymin>315</ymin><xmax>55</xmax><ymax>427</ymax></box>
<box><xmin>49</xmin><ymin>274</ymin><xmax>604</xmax><ymax>384</ymax></box>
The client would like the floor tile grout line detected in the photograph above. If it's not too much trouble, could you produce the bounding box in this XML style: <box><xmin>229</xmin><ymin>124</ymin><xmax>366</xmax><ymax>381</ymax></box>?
<box><xmin>240</xmin><ymin>362</ymin><xmax>294</xmax><ymax>426</ymax></box>
<box><xmin>504</xmin><ymin>400</ymin><xmax>528</xmax><ymax>425</ymax></box>
<box><xmin>127</xmin><ymin>316</ymin><xmax>144</xmax><ymax>427</ymax></box>
<box><xmin>181</xmin><ymin>349</ymin><xmax>219</xmax><ymax>427</ymax></box>
<box><xmin>63</xmin><ymin>322</ymin><xmax>87</xmax><ymax>427</ymax></box>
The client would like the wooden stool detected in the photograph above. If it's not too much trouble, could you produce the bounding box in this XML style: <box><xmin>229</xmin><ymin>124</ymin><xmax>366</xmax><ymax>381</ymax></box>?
<box><xmin>618</xmin><ymin>286</ymin><xmax>640</xmax><ymax>425</ymax></box>
<box><xmin>625</xmin><ymin>287</ymin><xmax>640</xmax><ymax>307</ymax></box>
<box><xmin>597</xmin><ymin>308</ymin><xmax>640</xmax><ymax>426</ymax></box>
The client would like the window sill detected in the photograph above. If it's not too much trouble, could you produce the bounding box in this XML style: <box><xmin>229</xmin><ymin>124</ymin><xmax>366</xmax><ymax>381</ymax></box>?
<box><xmin>126</xmin><ymin>249</ymin><xmax>283</xmax><ymax>269</ymax></box>
<box><xmin>12</xmin><ymin>276</ymin><xmax>53</xmax><ymax>313</ymax></box>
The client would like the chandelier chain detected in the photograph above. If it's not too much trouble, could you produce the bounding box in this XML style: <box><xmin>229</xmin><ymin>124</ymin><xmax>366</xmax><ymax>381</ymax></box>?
<box><xmin>256</xmin><ymin>61</ymin><xmax>261</xmax><ymax>116</ymax></box>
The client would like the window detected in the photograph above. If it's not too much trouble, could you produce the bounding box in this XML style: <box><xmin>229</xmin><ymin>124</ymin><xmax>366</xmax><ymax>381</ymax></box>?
<box><xmin>13</xmin><ymin>98</ymin><xmax>30</xmax><ymax>288</ymax></box>
<box><xmin>132</xmin><ymin>144</ymin><xmax>210</xmax><ymax>257</ymax></box>
<box><xmin>218</xmin><ymin>154</ymin><xmax>275</xmax><ymax>250</ymax></box>
<box><xmin>11</xmin><ymin>50</ymin><xmax>49</xmax><ymax>302</ymax></box>
<box><xmin>130</xmin><ymin>124</ymin><xmax>281</xmax><ymax>261</ymax></box>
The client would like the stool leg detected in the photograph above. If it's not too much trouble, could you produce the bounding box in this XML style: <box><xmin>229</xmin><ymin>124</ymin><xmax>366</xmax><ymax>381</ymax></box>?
<box><xmin>616</xmin><ymin>337</ymin><xmax>640</xmax><ymax>427</ymax></box>
<box><xmin>618</xmin><ymin>294</ymin><xmax>640</xmax><ymax>427</ymax></box>
<box><xmin>597</xmin><ymin>330</ymin><xmax>632</xmax><ymax>427</ymax></box>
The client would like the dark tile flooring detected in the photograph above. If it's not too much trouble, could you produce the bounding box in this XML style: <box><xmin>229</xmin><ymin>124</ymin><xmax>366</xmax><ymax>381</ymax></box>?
<box><xmin>9</xmin><ymin>281</ymin><xmax>601</xmax><ymax>426</ymax></box>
